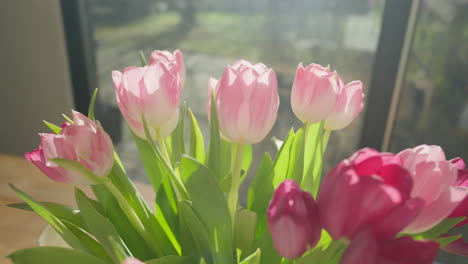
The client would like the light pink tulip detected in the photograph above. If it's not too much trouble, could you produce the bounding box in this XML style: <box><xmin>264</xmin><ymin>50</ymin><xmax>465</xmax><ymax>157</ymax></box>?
<box><xmin>291</xmin><ymin>63</ymin><xmax>340</xmax><ymax>124</ymax></box>
<box><xmin>398</xmin><ymin>145</ymin><xmax>468</xmax><ymax>233</ymax></box>
<box><xmin>267</xmin><ymin>179</ymin><xmax>321</xmax><ymax>259</ymax></box>
<box><xmin>324</xmin><ymin>80</ymin><xmax>364</xmax><ymax>130</ymax></box>
<box><xmin>318</xmin><ymin>148</ymin><xmax>424</xmax><ymax>241</ymax></box>
<box><xmin>340</xmin><ymin>231</ymin><xmax>439</xmax><ymax>264</ymax></box>
<box><xmin>149</xmin><ymin>49</ymin><xmax>185</xmax><ymax>86</ymax></box>
<box><xmin>122</xmin><ymin>257</ymin><xmax>144</xmax><ymax>264</ymax></box>
<box><xmin>112</xmin><ymin>61</ymin><xmax>182</xmax><ymax>139</ymax></box>
<box><xmin>25</xmin><ymin>112</ymin><xmax>114</xmax><ymax>184</ymax></box>
<box><xmin>211</xmin><ymin>60</ymin><xmax>279</xmax><ymax>144</ymax></box>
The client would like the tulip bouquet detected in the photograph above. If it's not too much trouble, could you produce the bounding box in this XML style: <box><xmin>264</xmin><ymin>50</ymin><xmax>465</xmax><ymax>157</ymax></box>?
<box><xmin>7</xmin><ymin>49</ymin><xmax>468</xmax><ymax>264</ymax></box>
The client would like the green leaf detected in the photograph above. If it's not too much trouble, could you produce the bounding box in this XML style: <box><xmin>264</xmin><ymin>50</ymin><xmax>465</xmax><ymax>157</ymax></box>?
<box><xmin>285</xmin><ymin>128</ymin><xmax>304</xmax><ymax>184</ymax></box>
<box><xmin>234</xmin><ymin>208</ymin><xmax>257</xmax><ymax>259</ymax></box>
<box><xmin>91</xmin><ymin>184</ymin><xmax>156</xmax><ymax>260</ymax></box>
<box><xmin>240</xmin><ymin>144</ymin><xmax>253</xmax><ymax>183</ymax></box>
<box><xmin>62</xmin><ymin>113</ymin><xmax>74</xmax><ymax>124</ymax></box>
<box><xmin>75</xmin><ymin>188</ymin><xmax>127</xmax><ymax>263</ymax></box>
<box><xmin>295</xmin><ymin>247</ymin><xmax>324</xmax><ymax>264</ymax></box>
<box><xmin>169</xmin><ymin>103</ymin><xmax>187</xmax><ymax>164</ymax></box>
<box><xmin>219</xmin><ymin>140</ymin><xmax>233</xmax><ymax>180</ymax></box>
<box><xmin>88</xmin><ymin>88</ymin><xmax>99</xmax><ymax>121</ymax></box>
<box><xmin>8</xmin><ymin>202</ymin><xmax>86</xmax><ymax>230</ymax></box>
<box><xmin>141</xmin><ymin>115</ymin><xmax>189</xmax><ymax>200</ymax></box>
<box><xmin>179</xmin><ymin>156</ymin><xmax>234</xmax><ymax>264</ymax></box>
<box><xmin>146</xmin><ymin>256</ymin><xmax>193</xmax><ymax>264</ymax></box>
<box><xmin>435</xmin><ymin>234</ymin><xmax>462</xmax><ymax>247</ymax></box>
<box><xmin>301</xmin><ymin>122</ymin><xmax>324</xmax><ymax>195</ymax></box>
<box><xmin>8</xmin><ymin>247</ymin><xmax>106</xmax><ymax>264</ymax></box>
<box><xmin>206</xmin><ymin>94</ymin><xmax>221</xmax><ymax>179</ymax></box>
<box><xmin>179</xmin><ymin>201</ymin><xmax>213</xmax><ymax>263</ymax></box>
<box><xmin>247</xmin><ymin>153</ymin><xmax>274</xmax><ymax>239</ymax></box>
<box><xmin>139</xmin><ymin>50</ymin><xmax>148</xmax><ymax>66</ymax></box>
<box><xmin>43</xmin><ymin>120</ymin><xmax>61</xmax><ymax>134</ymax></box>
<box><xmin>239</xmin><ymin>249</ymin><xmax>261</xmax><ymax>264</ymax></box>
<box><xmin>188</xmin><ymin>108</ymin><xmax>205</xmax><ymax>163</ymax></box>
<box><xmin>132</xmin><ymin>130</ymin><xmax>167</xmax><ymax>194</ymax></box>
<box><xmin>255</xmin><ymin>231</ymin><xmax>281</xmax><ymax>264</ymax></box>
<box><xmin>271</xmin><ymin>129</ymin><xmax>295</xmax><ymax>187</ymax></box>
<box><xmin>413</xmin><ymin>217</ymin><xmax>466</xmax><ymax>240</ymax></box>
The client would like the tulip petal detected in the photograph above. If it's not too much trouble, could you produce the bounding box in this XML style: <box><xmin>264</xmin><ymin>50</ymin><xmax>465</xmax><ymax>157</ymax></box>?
<box><xmin>340</xmin><ymin>231</ymin><xmax>377</xmax><ymax>264</ymax></box>
<box><xmin>404</xmin><ymin>186</ymin><xmax>468</xmax><ymax>233</ymax></box>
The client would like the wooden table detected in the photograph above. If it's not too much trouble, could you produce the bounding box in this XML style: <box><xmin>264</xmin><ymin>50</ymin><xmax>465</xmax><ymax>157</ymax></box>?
<box><xmin>0</xmin><ymin>154</ymin><xmax>153</xmax><ymax>264</ymax></box>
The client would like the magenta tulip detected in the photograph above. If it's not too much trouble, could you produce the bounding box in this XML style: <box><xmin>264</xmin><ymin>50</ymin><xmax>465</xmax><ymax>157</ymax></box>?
<box><xmin>448</xmin><ymin>157</ymin><xmax>468</xmax><ymax>227</ymax></box>
<box><xmin>149</xmin><ymin>49</ymin><xmax>185</xmax><ymax>86</ymax></box>
<box><xmin>324</xmin><ymin>80</ymin><xmax>364</xmax><ymax>130</ymax></box>
<box><xmin>397</xmin><ymin>145</ymin><xmax>468</xmax><ymax>233</ymax></box>
<box><xmin>25</xmin><ymin>112</ymin><xmax>114</xmax><ymax>184</ymax></box>
<box><xmin>291</xmin><ymin>63</ymin><xmax>340</xmax><ymax>124</ymax></box>
<box><xmin>112</xmin><ymin>61</ymin><xmax>182</xmax><ymax>139</ymax></box>
<box><xmin>122</xmin><ymin>258</ymin><xmax>144</xmax><ymax>264</ymax></box>
<box><xmin>340</xmin><ymin>231</ymin><xmax>439</xmax><ymax>264</ymax></box>
<box><xmin>267</xmin><ymin>179</ymin><xmax>321</xmax><ymax>259</ymax></box>
<box><xmin>318</xmin><ymin>148</ymin><xmax>424</xmax><ymax>241</ymax></box>
<box><xmin>211</xmin><ymin>60</ymin><xmax>279</xmax><ymax>144</ymax></box>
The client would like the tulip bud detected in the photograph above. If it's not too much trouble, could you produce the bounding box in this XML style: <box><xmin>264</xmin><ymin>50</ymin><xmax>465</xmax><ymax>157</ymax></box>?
<box><xmin>318</xmin><ymin>148</ymin><xmax>424</xmax><ymax>241</ymax></box>
<box><xmin>324</xmin><ymin>80</ymin><xmax>364</xmax><ymax>130</ymax></box>
<box><xmin>25</xmin><ymin>112</ymin><xmax>114</xmax><ymax>184</ymax></box>
<box><xmin>149</xmin><ymin>49</ymin><xmax>185</xmax><ymax>86</ymax></box>
<box><xmin>212</xmin><ymin>60</ymin><xmax>279</xmax><ymax>144</ymax></box>
<box><xmin>122</xmin><ymin>258</ymin><xmax>144</xmax><ymax>264</ymax></box>
<box><xmin>398</xmin><ymin>145</ymin><xmax>468</xmax><ymax>233</ymax></box>
<box><xmin>112</xmin><ymin>61</ymin><xmax>181</xmax><ymax>139</ymax></box>
<box><xmin>291</xmin><ymin>63</ymin><xmax>340</xmax><ymax>124</ymax></box>
<box><xmin>267</xmin><ymin>179</ymin><xmax>321</xmax><ymax>259</ymax></box>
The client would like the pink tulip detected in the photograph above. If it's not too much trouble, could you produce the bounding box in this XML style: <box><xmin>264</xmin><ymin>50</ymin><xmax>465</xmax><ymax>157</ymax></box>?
<box><xmin>112</xmin><ymin>62</ymin><xmax>182</xmax><ymax>139</ymax></box>
<box><xmin>340</xmin><ymin>231</ymin><xmax>439</xmax><ymax>264</ymax></box>
<box><xmin>211</xmin><ymin>60</ymin><xmax>279</xmax><ymax>144</ymax></box>
<box><xmin>318</xmin><ymin>148</ymin><xmax>424</xmax><ymax>241</ymax></box>
<box><xmin>448</xmin><ymin>157</ymin><xmax>468</xmax><ymax>227</ymax></box>
<box><xmin>324</xmin><ymin>80</ymin><xmax>364</xmax><ymax>130</ymax></box>
<box><xmin>149</xmin><ymin>49</ymin><xmax>185</xmax><ymax>86</ymax></box>
<box><xmin>267</xmin><ymin>179</ymin><xmax>321</xmax><ymax>259</ymax></box>
<box><xmin>25</xmin><ymin>112</ymin><xmax>114</xmax><ymax>184</ymax></box>
<box><xmin>397</xmin><ymin>145</ymin><xmax>468</xmax><ymax>233</ymax></box>
<box><xmin>122</xmin><ymin>257</ymin><xmax>144</xmax><ymax>264</ymax></box>
<box><xmin>291</xmin><ymin>63</ymin><xmax>340</xmax><ymax>124</ymax></box>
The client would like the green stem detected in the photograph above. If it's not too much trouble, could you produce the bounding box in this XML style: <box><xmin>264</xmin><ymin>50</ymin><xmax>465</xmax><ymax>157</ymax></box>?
<box><xmin>300</xmin><ymin>122</ymin><xmax>310</xmax><ymax>187</ymax></box>
<box><xmin>156</xmin><ymin>128</ymin><xmax>171</xmax><ymax>167</ymax></box>
<box><xmin>228</xmin><ymin>143</ymin><xmax>244</xmax><ymax>228</ymax></box>
<box><xmin>281</xmin><ymin>258</ymin><xmax>294</xmax><ymax>264</ymax></box>
<box><xmin>104</xmin><ymin>180</ymin><xmax>163</xmax><ymax>256</ymax></box>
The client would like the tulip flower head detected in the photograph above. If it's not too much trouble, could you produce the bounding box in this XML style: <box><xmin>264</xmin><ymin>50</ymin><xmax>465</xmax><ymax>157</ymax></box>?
<box><xmin>398</xmin><ymin>145</ymin><xmax>468</xmax><ymax>233</ymax></box>
<box><xmin>318</xmin><ymin>148</ymin><xmax>424</xmax><ymax>241</ymax></box>
<box><xmin>149</xmin><ymin>49</ymin><xmax>185</xmax><ymax>86</ymax></box>
<box><xmin>324</xmin><ymin>80</ymin><xmax>364</xmax><ymax>131</ymax></box>
<box><xmin>267</xmin><ymin>179</ymin><xmax>321</xmax><ymax>259</ymax></box>
<box><xmin>291</xmin><ymin>63</ymin><xmax>341</xmax><ymax>124</ymax></box>
<box><xmin>112</xmin><ymin>58</ymin><xmax>182</xmax><ymax>139</ymax></box>
<box><xmin>210</xmin><ymin>60</ymin><xmax>279</xmax><ymax>144</ymax></box>
<box><xmin>340</xmin><ymin>231</ymin><xmax>439</xmax><ymax>264</ymax></box>
<box><xmin>25</xmin><ymin>112</ymin><xmax>114</xmax><ymax>184</ymax></box>
<box><xmin>122</xmin><ymin>258</ymin><xmax>144</xmax><ymax>264</ymax></box>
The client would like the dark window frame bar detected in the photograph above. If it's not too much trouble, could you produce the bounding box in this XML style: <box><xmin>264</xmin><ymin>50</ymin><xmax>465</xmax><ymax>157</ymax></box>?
<box><xmin>359</xmin><ymin>0</ymin><xmax>419</xmax><ymax>150</ymax></box>
<box><xmin>60</xmin><ymin>0</ymin><xmax>96</xmax><ymax>114</ymax></box>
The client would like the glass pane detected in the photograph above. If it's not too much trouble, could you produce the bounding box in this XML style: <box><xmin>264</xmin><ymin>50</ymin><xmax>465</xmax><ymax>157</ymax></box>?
<box><xmin>389</xmin><ymin>1</ymin><xmax>468</xmax><ymax>263</ymax></box>
<box><xmin>90</xmin><ymin>0</ymin><xmax>386</xmax><ymax>182</ymax></box>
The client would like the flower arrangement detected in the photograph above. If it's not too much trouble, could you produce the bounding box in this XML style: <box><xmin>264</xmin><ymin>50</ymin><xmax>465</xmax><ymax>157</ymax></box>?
<box><xmin>7</xmin><ymin>49</ymin><xmax>468</xmax><ymax>264</ymax></box>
